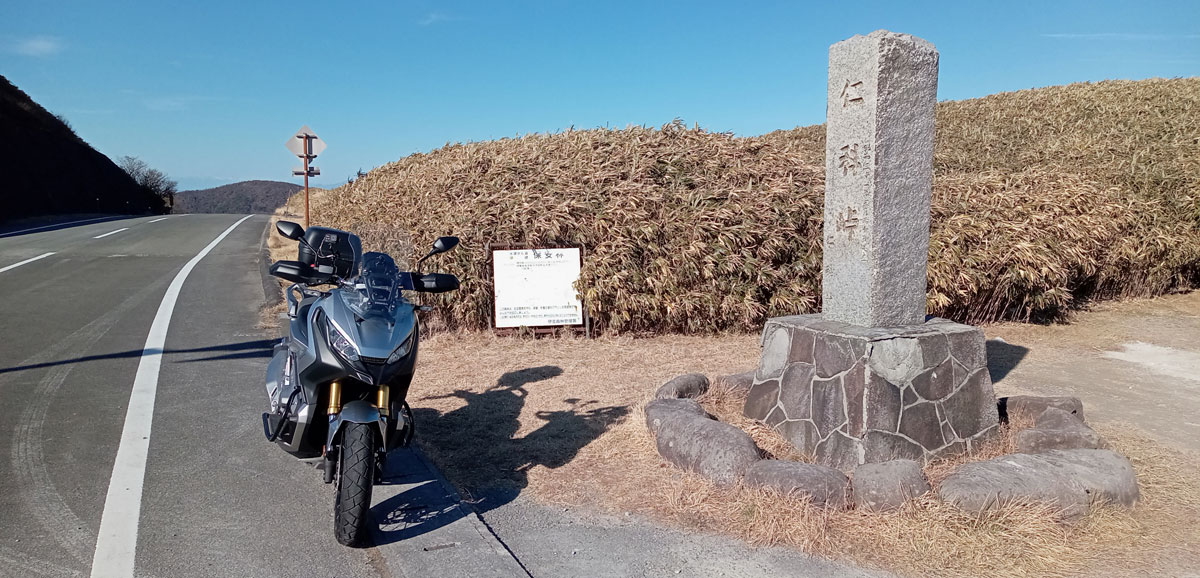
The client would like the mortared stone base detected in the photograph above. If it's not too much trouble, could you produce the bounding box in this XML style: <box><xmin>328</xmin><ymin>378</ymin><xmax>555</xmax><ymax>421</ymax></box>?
<box><xmin>743</xmin><ymin>314</ymin><xmax>999</xmax><ymax>472</ymax></box>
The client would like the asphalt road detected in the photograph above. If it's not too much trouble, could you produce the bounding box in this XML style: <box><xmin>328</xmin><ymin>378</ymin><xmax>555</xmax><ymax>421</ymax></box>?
<box><xmin>0</xmin><ymin>214</ymin><xmax>876</xmax><ymax>578</ymax></box>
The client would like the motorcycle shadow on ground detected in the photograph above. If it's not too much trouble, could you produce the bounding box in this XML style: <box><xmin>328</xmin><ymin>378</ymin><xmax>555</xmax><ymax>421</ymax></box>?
<box><xmin>369</xmin><ymin>365</ymin><xmax>629</xmax><ymax>545</ymax></box>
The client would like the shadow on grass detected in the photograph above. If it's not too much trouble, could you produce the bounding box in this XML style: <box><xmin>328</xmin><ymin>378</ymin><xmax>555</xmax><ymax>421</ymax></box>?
<box><xmin>409</xmin><ymin>364</ymin><xmax>629</xmax><ymax>513</ymax></box>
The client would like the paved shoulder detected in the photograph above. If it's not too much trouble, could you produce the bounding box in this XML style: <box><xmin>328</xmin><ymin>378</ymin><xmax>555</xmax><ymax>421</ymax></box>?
<box><xmin>479</xmin><ymin>495</ymin><xmax>887</xmax><ymax>578</ymax></box>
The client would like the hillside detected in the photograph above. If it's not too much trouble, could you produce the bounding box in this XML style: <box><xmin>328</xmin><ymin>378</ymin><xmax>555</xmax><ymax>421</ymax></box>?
<box><xmin>173</xmin><ymin>180</ymin><xmax>302</xmax><ymax>214</ymax></box>
<box><xmin>0</xmin><ymin>74</ymin><xmax>163</xmax><ymax>222</ymax></box>
<box><xmin>302</xmin><ymin>77</ymin><xmax>1200</xmax><ymax>334</ymax></box>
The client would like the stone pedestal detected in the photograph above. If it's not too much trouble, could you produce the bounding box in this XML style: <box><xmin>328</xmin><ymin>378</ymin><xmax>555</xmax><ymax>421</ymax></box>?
<box><xmin>743</xmin><ymin>315</ymin><xmax>999</xmax><ymax>471</ymax></box>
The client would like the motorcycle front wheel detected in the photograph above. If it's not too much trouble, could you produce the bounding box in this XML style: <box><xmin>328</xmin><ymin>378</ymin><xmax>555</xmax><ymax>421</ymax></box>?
<box><xmin>334</xmin><ymin>422</ymin><xmax>375</xmax><ymax>546</ymax></box>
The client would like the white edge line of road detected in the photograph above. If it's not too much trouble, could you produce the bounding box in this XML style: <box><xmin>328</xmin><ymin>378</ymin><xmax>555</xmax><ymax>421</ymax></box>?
<box><xmin>89</xmin><ymin>214</ymin><xmax>254</xmax><ymax>578</ymax></box>
<box><xmin>92</xmin><ymin>227</ymin><xmax>130</xmax><ymax>239</ymax></box>
<box><xmin>0</xmin><ymin>216</ymin><xmax>116</xmax><ymax>237</ymax></box>
<box><xmin>0</xmin><ymin>252</ymin><xmax>56</xmax><ymax>274</ymax></box>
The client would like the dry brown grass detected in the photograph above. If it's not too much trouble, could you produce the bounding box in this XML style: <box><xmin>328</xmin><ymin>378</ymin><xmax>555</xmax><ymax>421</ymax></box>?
<box><xmin>410</xmin><ymin>333</ymin><xmax>1200</xmax><ymax>577</ymax></box>
<box><xmin>291</xmin><ymin>78</ymin><xmax>1200</xmax><ymax>333</ymax></box>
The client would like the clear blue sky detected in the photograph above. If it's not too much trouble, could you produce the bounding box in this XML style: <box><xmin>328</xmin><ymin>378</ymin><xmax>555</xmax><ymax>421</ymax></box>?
<box><xmin>3</xmin><ymin>1</ymin><xmax>1197</xmax><ymax>191</ymax></box>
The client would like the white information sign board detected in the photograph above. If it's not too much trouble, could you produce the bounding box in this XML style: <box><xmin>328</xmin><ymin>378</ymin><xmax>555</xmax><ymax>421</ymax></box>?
<box><xmin>493</xmin><ymin>247</ymin><xmax>583</xmax><ymax>328</ymax></box>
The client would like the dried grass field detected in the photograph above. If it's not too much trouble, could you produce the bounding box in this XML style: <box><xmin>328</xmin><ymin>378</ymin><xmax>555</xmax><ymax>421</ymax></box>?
<box><xmin>300</xmin><ymin>77</ymin><xmax>1199</xmax><ymax>334</ymax></box>
<box><xmin>410</xmin><ymin>332</ymin><xmax>1200</xmax><ymax>578</ymax></box>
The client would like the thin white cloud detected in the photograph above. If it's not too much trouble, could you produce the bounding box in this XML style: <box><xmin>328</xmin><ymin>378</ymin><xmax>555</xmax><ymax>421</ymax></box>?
<box><xmin>64</xmin><ymin>108</ymin><xmax>114</xmax><ymax>115</ymax></box>
<box><xmin>418</xmin><ymin>13</ymin><xmax>449</xmax><ymax>26</ymax></box>
<box><xmin>1041</xmin><ymin>32</ymin><xmax>1200</xmax><ymax>40</ymax></box>
<box><xmin>13</xmin><ymin>35</ymin><xmax>65</xmax><ymax>57</ymax></box>
<box><xmin>141</xmin><ymin>95</ymin><xmax>225</xmax><ymax>112</ymax></box>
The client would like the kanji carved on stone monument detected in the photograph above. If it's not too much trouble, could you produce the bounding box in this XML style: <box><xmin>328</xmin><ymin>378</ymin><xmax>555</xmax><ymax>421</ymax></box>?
<box><xmin>837</xmin><ymin>144</ymin><xmax>860</xmax><ymax>175</ymax></box>
<box><xmin>744</xmin><ymin>30</ymin><xmax>1000</xmax><ymax>472</ymax></box>
<box><xmin>840</xmin><ymin>80</ymin><xmax>864</xmax><ymax>107</ymax></box>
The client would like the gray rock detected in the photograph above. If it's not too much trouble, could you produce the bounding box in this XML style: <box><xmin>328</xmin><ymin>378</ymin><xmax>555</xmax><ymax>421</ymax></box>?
<box><xmin>654</xmin><ymin>373</ymin><xmax>711</xmax><ymax>400</ymax></box>
<box><xmin>744</xmin><ymin>460</ymin><xmax>850</xmax><ymax>509</ymax></box>
<box><xmin>778</xmin><ymin>364</ymin><xmax>816</xmax><ymax>420</ymax></box>
<box><xmin>782</xmin><ymin>419</ymin><xmax>820</xmax><ymax>451</ymax></box>
<box><xmin>938</xmin><ymin>449</ymin><xmax>1139</xmax><ymax>518</ymax></box>
<box><xmin>789</xmin><ymin>329</ymin><xmax>816</xmax><ymax>364</ymax></box>
<box><xmin>811</xmin><ymin>375</ymin><xmax>847</xmax><ymax>438</ymax></box>
<box><xmin>1002</xmin><ymin>395</ymin><xmax>1084</xmax><ymax>423</ymax></box>
<box><xmin>743</xmin><ymin>378</ymin><xmax>780</xmax><ymax>421</ymax></box>
<box><xmin>644</xmin><ymin>398</ymin><xmax>709</xmax><ymax>436</ymax></box>
<box><xmin>911</xmin><ymin>356</ymin><xmax>955</xmax><ymax>400</ymax></box>
<box><xmin>758</xmin><ymin>325</ymin><xmax>791</xmax><ymax>380</ymax></box>
<box><xmin>864</xmin><ymin>371</ymin><xmax>903</xmax><ymax>432</ymax></box>
<box><xmin>1015</xmin><ymin>407</ymin><xmax>1104</xmax><ymax>453</ymax></box>
<box><xmin>655</xmin><ymin>415</ymin><xmax>762</xmax><ymax>486</ymax></box>
<box><xmin>1016</xmin><ymin>428</ymin><xmax>1105</xmax><ymax>454</ymax></box>
<box><xmin>862</xmin><ymin>430</ymin><xmax>925</xmax><ymax>462</ymax></box>
<box><xmin>815</xmin><ymin>334</ymin><xmax>857</xmax><ymax>378</ymax></box>
<box><xmin>715</xmin><ymin>370</ymin><xmax>755</xmax><ymax>392</ymax></box>
<box><xmin>814</xmin><ymin>431</ymin><xmax>861</xmax><ymax>473</ymax></box>
<box><xmin>897</xmin><ymin>401</ymin><xmax>943</xmax><ymax>450</ymax></box>
<box><xmin>852</xmin><ymin>459</ymin><xmax>930</xmax><ymax>511</ymax></box>
<box><xmin>1034</xmin><ymin>406</ymin><xmax>1086</xmax><ymax>429</ymax></box>
<box><xmin>940</xmin><ymin>368</ymin><xmax>1000</xmax><ymax>439</ymax></box>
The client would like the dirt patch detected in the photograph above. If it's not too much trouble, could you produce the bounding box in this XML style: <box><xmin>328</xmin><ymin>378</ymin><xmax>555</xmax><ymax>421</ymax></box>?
<box><xmin>411</xmin><ymin>332</ymin><xmax>1200</xmax><ymax>578</ymax></box>
<box><xmin>409</xmin><ymin>332</ymin><xmax>759</xmax><ymax>494</ymax></box>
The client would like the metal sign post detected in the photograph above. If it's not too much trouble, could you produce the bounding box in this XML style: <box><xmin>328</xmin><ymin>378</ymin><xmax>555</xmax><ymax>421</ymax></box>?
<box><xmin>285</xmin><ymin>125</ymin><xmax>326</xmax><ymax>228</ymax></box>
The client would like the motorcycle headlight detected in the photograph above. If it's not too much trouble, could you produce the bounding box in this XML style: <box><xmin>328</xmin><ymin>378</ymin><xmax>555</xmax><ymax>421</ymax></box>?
<box><xmin>326</xmin><ymin>319</ymin><xmax>360</xmax><ymax>363</ymax></box>
<box><xmin>386</xmin><ymin>333</ymin><xmax>413</xmax><ymax>364</ymax></box>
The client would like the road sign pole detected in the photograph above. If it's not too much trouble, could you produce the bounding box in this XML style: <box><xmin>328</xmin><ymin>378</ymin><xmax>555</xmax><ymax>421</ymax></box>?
<box><xmin>287</xmin><ymin>126</ymin><xmax>325</xmax><ymax>229</ymax></box>
<box><xmin>303</xmin><ymin>137</ymin><xmax>311</xmax><ymax>228</ymax></box>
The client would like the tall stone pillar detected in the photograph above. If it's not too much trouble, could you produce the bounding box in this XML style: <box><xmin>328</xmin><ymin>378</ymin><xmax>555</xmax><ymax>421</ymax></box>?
<box><xmin>744</xmin><ymin>31</ymin><xmax>998</xmax><ymax>472</ymax></box>
<box><xmin>822</xmin><ymin>31</ymin><xmax>938</xmax><ymax>327</ymax></box>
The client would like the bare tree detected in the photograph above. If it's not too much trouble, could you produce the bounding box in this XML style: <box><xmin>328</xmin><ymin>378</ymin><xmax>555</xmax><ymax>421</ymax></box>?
<box><xmin>118</xmin><ymin>156</ymin><xmax>177</xmax><ymax>211</ymax></box>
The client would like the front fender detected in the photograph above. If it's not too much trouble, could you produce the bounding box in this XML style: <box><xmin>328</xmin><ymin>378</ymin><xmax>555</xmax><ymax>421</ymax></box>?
<box><xmin>327</xmin><ymin>400</ymin><xmax>386</xmax><ymax>449</ymax></box>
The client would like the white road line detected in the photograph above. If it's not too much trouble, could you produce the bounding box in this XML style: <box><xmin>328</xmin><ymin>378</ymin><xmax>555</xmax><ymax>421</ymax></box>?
<box><xmin>92</xmin><ymin>228</ymin><xmax>130</xmax><ymax>239</ymax></box>
<box><xmin>0</xmin><ymin>252</ymin><xmax>56</xmax><ymax>273</ymax></box>
<box><xmin>90</xmin><ymin>214</ymin><xmax>253</xmax><ymax>578</ymax></box>
<box><xmin>147</xmin><ymin>217</ymin><xmax>169</xmax><ymax>223</ymax></box>
<box><xmin>0</xmin><ymin>216</ymin><xmax>115</xmax><ymax>237</ymax></box>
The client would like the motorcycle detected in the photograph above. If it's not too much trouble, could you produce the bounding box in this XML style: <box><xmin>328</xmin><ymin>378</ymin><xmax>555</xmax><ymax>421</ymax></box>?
<box><xmin>262</xmin><ymin>220</ymin><xmax>459</xmax><ymax>546</ymax></box>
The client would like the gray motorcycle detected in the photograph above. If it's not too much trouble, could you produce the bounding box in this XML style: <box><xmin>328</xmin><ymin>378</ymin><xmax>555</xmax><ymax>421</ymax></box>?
<box><xmin>263</xmin><ymin>220</ymin><xmax>459</xmax><ymax>546</ymax></box>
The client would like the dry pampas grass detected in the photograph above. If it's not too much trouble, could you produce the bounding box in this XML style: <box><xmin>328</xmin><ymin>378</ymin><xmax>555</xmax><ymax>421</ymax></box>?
<box><xmin>293</xmin><ymin>77</ymin><xmax>1199</xmax><ymax>334</ymax></box>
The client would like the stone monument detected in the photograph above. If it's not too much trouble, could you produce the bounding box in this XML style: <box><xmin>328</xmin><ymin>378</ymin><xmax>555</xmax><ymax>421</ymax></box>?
<box><xmin>743</xmin><ymin>30</ymin><xmax>999</xmax><ymax>472</ymax></box>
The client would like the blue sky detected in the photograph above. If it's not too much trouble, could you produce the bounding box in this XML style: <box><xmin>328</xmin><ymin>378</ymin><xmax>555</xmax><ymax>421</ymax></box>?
<box><xmin>2</xmin><ymin>1</ymin><xmax>1197</xmax><ymax>191</ymax></box>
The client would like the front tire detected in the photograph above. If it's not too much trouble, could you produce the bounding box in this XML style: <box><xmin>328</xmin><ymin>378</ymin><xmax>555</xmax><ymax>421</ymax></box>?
<box><xmin>334</xmin><ymin>422</ymin><xmax>375</xmax><ymax>546</ymax></box>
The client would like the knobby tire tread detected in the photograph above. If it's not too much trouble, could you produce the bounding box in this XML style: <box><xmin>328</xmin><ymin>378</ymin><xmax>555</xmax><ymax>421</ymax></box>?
<box><xmin>334</xmin><ymin>422</ymin><xmax>375</xmax><ymax>546</ymax></box>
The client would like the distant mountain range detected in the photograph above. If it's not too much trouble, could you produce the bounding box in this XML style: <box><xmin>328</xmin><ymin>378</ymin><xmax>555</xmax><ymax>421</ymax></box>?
<box><xmin>0</xmin><ymin>74</ymin><xmax>163</xmax><ymax>222</ymax></box>
<box><xmin>173</xmin><ymin>180</ymin><xmax>302</xmax><ymax>214</ymax></box>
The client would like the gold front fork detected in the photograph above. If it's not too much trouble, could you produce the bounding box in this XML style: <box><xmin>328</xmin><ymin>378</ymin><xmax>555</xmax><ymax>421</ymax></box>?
<box><xmin>327</xmin><ymin>381</ymin><xmax>342</xmax><ymax>415</ymax></box>
<box><xmin>377</xmin><ymin>385</ymin><xmax>390</xmax><ymax>417</ymax></box>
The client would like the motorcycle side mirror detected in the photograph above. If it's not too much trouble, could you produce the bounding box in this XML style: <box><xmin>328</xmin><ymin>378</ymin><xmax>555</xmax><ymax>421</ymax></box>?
<box><xmin>432</xmin><ymin>236</ymin><xmax>459</xmax><ymax>253</ymax></box>
<box><xmin>276</xmin><ymin>220</ymin><xmax>305</xmax><ymax>241</ymax></box>
<box><xmin>417</xmin><ymin>236</ymin><xmax>460</xmax><ymax>265</ymax></box>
